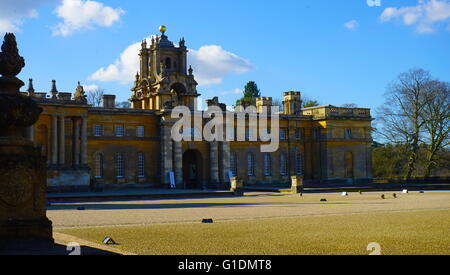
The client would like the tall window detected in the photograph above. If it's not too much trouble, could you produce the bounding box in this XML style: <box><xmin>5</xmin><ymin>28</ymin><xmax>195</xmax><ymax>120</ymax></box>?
<box><xmin>264</xmin><ymin>153</ymin><xmax>272</xmax><ymax>176</ymax></box>
<box><xmin>296</xmin><ymin>153</ymin><xmax>304</xmax><ymax>175</ymax></box>
<box><xmin>94</xmin><ymin>125</ymin><xmax>103</xmax><ymax>137</ymax></box>
<box><xmin>314</xmin><ymin>128</ymin><xmax>321</xmax><ymax>140</ymax></box>
<box><xmin>280</xmin><ymin>152</ymin><xmax>288</xmax><ymax>176</ymax></box>
<box><xmin>280</xmin><ymin>128</ymin><xmax>287</xmax><ymax>141</ymax></box>
<box><xmin>137</xmin><ymin>126</ymin><xmax>145</xmax><ymax>137</ymax></box>
<box><xmin>247</xmin><ymin>152</ymin><xmax>255</xmax><ymax>176</ymax></box>
<box><xmin>95</xmin><ymin>153</ymin><xmax>103</xmax><ymax>178</ymax></box>
<box><xmin>115</xmin><ymin>125</ymin><xmax>124</xmax><ymax>137</ymax></box>
<box><xmin>137</xmin><ymin>152</ymin><xmax>145</xmax><ymax>178</ymax></box>
<box><xmin>345</xmin><ymin>128</ymin><xmax>352</xmax><ymax>139</ymax></box>
<box><xmin>115</xmin><ymin>153</ymin><xmax>125</xmax><ymax>178</ymax></box>
<box><xmin>165</xmin><ymin>57</ymin><xmax>171</xmax><ymax>69</ymax></box>
<box><xmin>230</xmin><ymin>153</ymin><xmax>237</xmax><ymax>176</ymax></box>
<box><xmin>295</xmin><ymin>128</ymin><xmax>303</xmax><ymax>141</ymax></box>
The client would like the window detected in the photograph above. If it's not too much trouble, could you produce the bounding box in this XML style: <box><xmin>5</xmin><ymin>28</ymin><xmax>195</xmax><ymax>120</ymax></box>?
<box><xmin>280</xmin><ymin>128</ymin><xmax>287</xmax><ymax>141</ymax></box>
<box><xmin>115</xmin><ymin>125</ymin><xmax>124</xmax><ymax>137</ymax></box>
<box><xmin>115</xmin><ymin>153</ymin><xmax>125</xmax><ymax>178</ymax></box>
<box><xmin>137</xmin><ymin>152</ymin><xmax>145</xmax><ymax>178</ymax></box>
<box><xmin>314</xmin><ymin>128</ymin><xmax>321</xmax><ymax>140</ymax></box>
<box><xmin>295</xmin><ymin>128</ymin><xmax>303</xmax><ymax>141</ymax></box>
<box><xmin>95</xmin><ymin>153</ymin><xmax>103</xmax><ymax>178</ymax></box>
<box><xmin>247</xmin><ymin>153</ymin><xmax>255</xmax><ymax>176</ymax></box>
<box><xmin>264</xmin><ymin>153</ymin><xmax>272</xmax><ymax>176</ymax></box>
<box><xmin>345</xmin><ymin>128</ymin><xmax>352</xmax><ymax>139</ymax></box>
<box><xmin>94</xmin><ymin>125</ymin><xmax>103</xmax><ymax>137</ymax></box>
<box><xmin>280</xmin><ymin>152</ymin><xmax>288</xmax><ymax>176</ymax></box>
<box><xmin>296</xmin><ymin>153</ymin><xmax>304</xmax><ymax>175</ymax></box>
<box><xmin>137</xmin><ymin>126</ymin><xmax>145</xmax><ymax>137</ymax></box>
<box><xmin>165</xmin><ymin>57</ymin><xmax>171</xmax><ymax>69</ymax></box>
<box><xmin>230</xmin><ymin>153</ymin><xmax>237</xmax><ymax>176</ymax></box>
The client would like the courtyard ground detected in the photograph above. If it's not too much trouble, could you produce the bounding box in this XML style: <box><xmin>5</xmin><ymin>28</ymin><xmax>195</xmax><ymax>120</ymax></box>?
<box><xmin>49</xmin><ymin>191</ymin><xmax>450</xmax><ymax>255</ymax></box>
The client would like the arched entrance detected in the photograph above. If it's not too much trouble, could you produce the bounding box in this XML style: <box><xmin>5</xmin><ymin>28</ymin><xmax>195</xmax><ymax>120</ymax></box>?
<box><xmin>183</xmin><ymin>149</ymin><xmax>202</xmax><ymax>189</ymax></box>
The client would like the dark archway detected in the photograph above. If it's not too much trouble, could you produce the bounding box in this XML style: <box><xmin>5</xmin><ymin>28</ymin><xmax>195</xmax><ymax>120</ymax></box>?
<box><xmin>183</xmin><ymin>149</ymin><xmax>203</xmax><ymax>189</ymax></box>
<box><xmin>170</xmin><ymin>82</ymin><xmax>186</xmax><ymax>94</ymax></box>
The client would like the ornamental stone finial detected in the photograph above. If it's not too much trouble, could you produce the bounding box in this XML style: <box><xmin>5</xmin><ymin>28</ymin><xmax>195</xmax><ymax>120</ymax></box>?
<box><xmin>0</xmin><ymin>33</ymin><xmax>26</xmax><ymax>94</ymax></box>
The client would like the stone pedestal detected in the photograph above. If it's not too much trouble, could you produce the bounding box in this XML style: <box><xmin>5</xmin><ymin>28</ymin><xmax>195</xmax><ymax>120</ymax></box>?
<box><xmin>230</xmin><ymin>177</ymin><xmax>244</xmax><ymax>196</ymax></box>
<box><xmin>0</xmin><ymin>135</ymin><xmax>53</xmax><ymax>241</ymax></box>
<box><xmin>0</xmin><ymin>33</ymin><xmax>53</xmax><ymax>243</ymax></box>
<box><xmin>291</xmin><ymin>176</ymin><xmax>304</xmax><ymax>194</ymax></box>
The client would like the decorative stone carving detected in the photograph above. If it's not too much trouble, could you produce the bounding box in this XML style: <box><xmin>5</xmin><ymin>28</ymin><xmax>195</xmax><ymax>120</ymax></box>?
<box><xmin>73</xmin><ymin>81</ymin><xmax>87</xmax><ymax>103</ymax></box>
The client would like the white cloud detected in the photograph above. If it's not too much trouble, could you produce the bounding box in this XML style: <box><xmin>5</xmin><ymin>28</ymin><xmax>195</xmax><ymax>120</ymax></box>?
<box><xmin>380</xmin><ymin>0</ymin><xmax>450</xmax><ymax>33</ymax></box>
<box><xmin>344</xmin><ymin>20</ymin><xmax>359</xmax><ymax>30</ymax></box>
<box><xmin>52</xmin><ymin>0</ymin><xmax>125</xmax><ymax>36</ymax></box>
<box><xmin>0</xmin><ymin>0</ymin><xmax>51</xmax><ymax>34</ymax></box>
<box><xmin>188</xmin><ymin>45</ymin><xmax>254</xmax><ymax>86</ymax></box>
<box><xmin>89</xmin><ymin>38</ymin><xmax>254</xmax><ymax>87</ymax></box>
<box><xmin>219</xmin><ymin>88</ymin><xmax>243</xmax><ymax>96</ymax></box>
<box><xmin>83</xmin><ymin>84</ymin><xmax>99</xmax><ymax>92</ymax></box>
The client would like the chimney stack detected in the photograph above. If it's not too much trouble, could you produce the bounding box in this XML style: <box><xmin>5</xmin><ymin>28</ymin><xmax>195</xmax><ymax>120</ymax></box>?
<box><xmin>102</xmin><ymin>94</ymin><xmax>116</xmax><ymax>108</ymax></box>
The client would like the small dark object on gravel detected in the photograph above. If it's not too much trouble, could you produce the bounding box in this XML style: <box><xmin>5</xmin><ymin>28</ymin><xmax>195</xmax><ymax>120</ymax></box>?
<box><xmin>202</xmin><ymin>219</ymin><xmax>214</xmax><ymax>223</ymax></box>
<box><xmin>393</xmin><ymin>193</ymin><xmax>397</xmax><ymax>198</ymax></box>
<box><xmin>77</xmin><ymin>207</ymin><xmax>85</xmax><ymax>211</ymax></box>
<box><xmin>320</xmin><ymin>199</ymin><xmax>327</xmax><ymax>202</ymax></box>
<box><xmin>381</xmin><ymin>194</ymin><xmax>385</xmax><ymax>199</ymax></box>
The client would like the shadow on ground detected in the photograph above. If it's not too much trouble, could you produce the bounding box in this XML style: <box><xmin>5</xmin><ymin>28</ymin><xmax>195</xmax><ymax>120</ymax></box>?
<box><xmin>0</xmin><ymin>240</ymin><xmax>118</xmax><ymax>255</ymax></box>
<box><xmin>47</xmin><ymin>201</ymin><xmax>356</xmax><ymax>211</ymax></box>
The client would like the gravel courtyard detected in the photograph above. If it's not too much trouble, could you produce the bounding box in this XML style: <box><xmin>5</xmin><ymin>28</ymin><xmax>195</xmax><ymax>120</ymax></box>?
<box><xmin>48</xmin><ymin>191</ymin><xmax>450</xmax><ymax>255</ymax></box>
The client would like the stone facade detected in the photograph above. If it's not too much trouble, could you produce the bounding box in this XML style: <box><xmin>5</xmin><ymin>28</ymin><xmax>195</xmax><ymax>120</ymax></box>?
<box><xmin>25</xmin><ymin>27</ymin><xmax>373</xmax><ymax>191</ymax></box>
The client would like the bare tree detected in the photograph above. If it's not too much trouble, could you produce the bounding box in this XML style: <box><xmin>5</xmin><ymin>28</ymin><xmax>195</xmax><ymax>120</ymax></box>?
<box><xmin>376</xmin><ymin>69</ymin><xmax>431</xmax><ymax>179</ymax></box>
<box><xmin>420</xmin><ymin>81</ymin><xmax>450</xmax><ymax>177</ymax></box>
<box><xmin>87</xmin><ymin>88</ymin><xmax>105</xmax><ymax>107</ymax></box>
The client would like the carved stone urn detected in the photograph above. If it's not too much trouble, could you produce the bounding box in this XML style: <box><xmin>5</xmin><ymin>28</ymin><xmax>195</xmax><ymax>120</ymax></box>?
<box><xmin>0</xmin><ymin>33</ymin><xmax>53</xmax><ymax>242</ymax></box>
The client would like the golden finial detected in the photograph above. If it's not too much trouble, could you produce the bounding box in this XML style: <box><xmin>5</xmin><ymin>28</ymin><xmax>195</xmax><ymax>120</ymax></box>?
<box><xmin>159</xmin><ymin>25</ymin><xmax>167</xmax><ymax>34</ymax></box>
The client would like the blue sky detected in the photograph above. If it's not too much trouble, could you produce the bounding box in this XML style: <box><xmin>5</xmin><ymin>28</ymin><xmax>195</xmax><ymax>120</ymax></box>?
<box><xmin>2</xmin><ymin>0</ymin><xmax>450</xmax><ymax>111</ymax></box>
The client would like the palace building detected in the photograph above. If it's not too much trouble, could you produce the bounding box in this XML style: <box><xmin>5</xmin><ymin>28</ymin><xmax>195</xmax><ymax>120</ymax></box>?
<box><xmin>23</xmin><ymin>27</ymin><xmax>373</xmax><ymax>191</ymax></box>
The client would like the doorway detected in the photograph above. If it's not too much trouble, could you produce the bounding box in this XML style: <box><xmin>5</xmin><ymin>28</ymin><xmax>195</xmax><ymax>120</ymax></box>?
<box><xmin>182</xmin><ymin>150</ymin><xmax>202</xmax><ymax>189</ymax></box>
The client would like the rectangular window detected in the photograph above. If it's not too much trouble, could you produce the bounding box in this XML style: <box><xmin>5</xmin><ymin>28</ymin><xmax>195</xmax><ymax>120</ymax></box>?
<box><xmin>94</xmin><ymin>125</ymin><xmax>103</xmax><ymax>137</ymax></box>
<box><xmin>280</xmin><ymin>153</ymin><xmax>287</xmax><ymax>176</ymax></box>
<box><xmin>247</xmin><ymin>153</ymin><xmax>255</xmax><ymax>176</ymax></box>
<box><xmin>345</xmin><ymin>128</ymin><xmax>352</xmax><ymax>139</ymax></box>
<box><xmin>295</xmin><ymin>128</ymin><xmax>303</xmax><ymax>141</ymax></box>
<box><xmin>264</xmin><ymin>153</ymin><xmax>272</xmax><ymax>176</ymax></box>
<box><xmin>137</xmin><ymin>126</ymin><xmax>145</xmax><ymax>137</ymax></box>
<box><xmin>280</xmin><ymin>128</ymin><xmax>287</xmax><ymax>141</ymax></box>
<box><xmin>115</xmin><ymin>125</ymin><xmax>124</xmax><ymax>137</ymax></box>
<box><xmin>137</xmin><ymin>153</ymin><xmax>145</xmax><ymax>178</ymax></box>
<box><xmin>115</xmin><ymin>153</ymin><xmax>125</xmax><ymax>178</ymax></box>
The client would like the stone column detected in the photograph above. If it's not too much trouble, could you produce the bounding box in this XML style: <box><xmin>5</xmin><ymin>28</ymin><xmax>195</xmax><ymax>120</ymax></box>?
<box><xmin>221</xmin><ymin>141</ymin><xmax>231</xmax><ymax>186</ymax></box>
<box><xmin>210</xmin><ymin>141</ymin><xmax>219</xmax><ymax>187</ymax></box>
<box><xmin>80</xmin><ymin>116</ymin><xmax>88</xmax><ymax>166</ymax></box>
<box><xmin>72</xmin><ymin>118</ymin><xmax>80</xmax><ymax>167</ymax></box>
<box><xmin>51</xmin><ymin>115</ymin><xmax>58</xmax><ymax>165</ymax></box>
<box><xmin>161</xmin><ymin>123</ymin><xmax>173</xmax><ymax>186</ymax></box>
<box><xmin>174</xmin><ymin>141</ymin><xmax>183</xmax><ymax>188</ymax></box>
<box><xmin>58</xmin><ymin>115</ymin><xmax>65</xmax><ymax>166</ymax></box>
